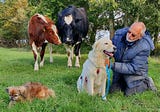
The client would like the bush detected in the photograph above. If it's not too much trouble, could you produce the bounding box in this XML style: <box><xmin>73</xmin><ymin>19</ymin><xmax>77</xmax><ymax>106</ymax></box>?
<box><xmin>151</xmin><ymin>43</ymin><xmax>160</xmax><ymax>56</ymax></box>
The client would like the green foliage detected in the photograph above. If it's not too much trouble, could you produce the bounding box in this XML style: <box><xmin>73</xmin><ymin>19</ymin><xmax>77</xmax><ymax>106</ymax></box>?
<box><xmin>0</xmin><ymin>0</ymin><xmax>159</xmax><ymax>55</ymax></box>
<box><xmin>88</xmin><ymin>0</ymin><xmax>118</xmax><ymax>40</ymax></box>
<box><xmin>27</xmin><ymin>0</ymin><xmax>89</xmax><ymax>20</ymax></box>
<box><xmin>0</xmin><ymin>47</ymin><xmax>160</xmax><ymax>111</ymax></box>
<box><xmin>151</xmin><ymin>43</ymin><xmax>160</xmax><ymax>56</ymax></box>
<box><xmin>0</xmin><ymin>0</ymin><xmax>29</xmax><ymax>41</ymax></box>
<box><xmin>142</xmin><ymin>0</ymin><xmax>160</xmax><ymax>46</ymax></box>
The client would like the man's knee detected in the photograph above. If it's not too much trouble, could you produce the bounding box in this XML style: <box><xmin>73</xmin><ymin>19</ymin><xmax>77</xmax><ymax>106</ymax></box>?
<box><xmin>124</xmin><ymin>81</ymin><xmax>148</xmax><ymax>96</ymax></box>
<box><xmin>124</xmin><ymin>77</ymin><xmax>157</xmax><ymax>96</ymax></box>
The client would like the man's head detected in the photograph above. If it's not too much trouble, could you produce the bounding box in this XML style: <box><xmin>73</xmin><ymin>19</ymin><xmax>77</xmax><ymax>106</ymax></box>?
<box><xmin>126</xmin><ymin>22</ymin><xmax>146</xmax><ymax>42</ymax></box>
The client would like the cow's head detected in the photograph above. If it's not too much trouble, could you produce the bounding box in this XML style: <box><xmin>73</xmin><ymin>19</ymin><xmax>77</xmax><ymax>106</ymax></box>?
<box><xmin>45</xmin><ymin>23</ymin><xmax>61</xmax><ymax>45</ymax></box>
<box><xmin>57</xmin><ymin>6</ymin><xmax>87</xmax><ymax>46</ymax></box>
<box><xmin>60</xmin><ymin>14</ymin><xmax>75</xmax><ymax>45</ymax></box>
<box><xmin>36</xmin><ymin>14</ymin><xmax>61</xmax><ymax>45</ymax></box>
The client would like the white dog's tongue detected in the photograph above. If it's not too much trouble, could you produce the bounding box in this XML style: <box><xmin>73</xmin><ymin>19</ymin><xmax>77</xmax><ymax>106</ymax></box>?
<box><xmin>103</xmin><ymin>50</ymin><xmax>114</xmax><ymax>57</ymax></box>
<box><xmin>107</xmin><ymin>52</ymin><xmax>113</xmax><ymax>57</ymax></box>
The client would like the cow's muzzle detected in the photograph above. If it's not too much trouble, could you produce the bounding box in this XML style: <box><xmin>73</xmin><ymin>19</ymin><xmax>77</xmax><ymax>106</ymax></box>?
<box><xmin>65</xmin><ymin>41</ymin><xmax>73</xmax><ymax>45</ymax></box>
<box><xmin>65</xmin><ymin>37</ymin><xmax>73</xmax><ymax>45</ymax></box>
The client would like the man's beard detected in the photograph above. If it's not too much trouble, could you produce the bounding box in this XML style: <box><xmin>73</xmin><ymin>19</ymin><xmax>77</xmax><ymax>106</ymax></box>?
<box><xmin>126</xmin><ymin>35</ymin><xmax>135</xmax><ymax>42</ymax></box>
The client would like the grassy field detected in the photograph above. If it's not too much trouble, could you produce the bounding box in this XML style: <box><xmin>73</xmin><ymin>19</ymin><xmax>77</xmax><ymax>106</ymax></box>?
<box><xmin>0</xmin><ymin>47</ymin><xmax>160</xmax><ymax>112</ymax></box>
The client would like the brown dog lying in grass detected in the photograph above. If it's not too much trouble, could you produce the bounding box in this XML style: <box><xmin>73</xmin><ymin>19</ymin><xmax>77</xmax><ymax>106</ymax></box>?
<box><xmin>6</xmin><ymin>82</ymin><xmax>55</xmax><ymax>107</ymax></box>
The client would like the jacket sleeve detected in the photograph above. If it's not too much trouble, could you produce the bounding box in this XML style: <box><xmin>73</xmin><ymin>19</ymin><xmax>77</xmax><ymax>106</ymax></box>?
<box><xmin>112</xmin><ymin>49</ymin><xmax>150</xmax><ymax>75</ymax></box>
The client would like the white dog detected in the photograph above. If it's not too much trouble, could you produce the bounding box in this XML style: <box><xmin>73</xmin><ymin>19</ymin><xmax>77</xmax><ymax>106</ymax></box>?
<box><xmin>77</xmin><ymin>37</ymin><xmax>116</xmax><ymax>100</ymax></box>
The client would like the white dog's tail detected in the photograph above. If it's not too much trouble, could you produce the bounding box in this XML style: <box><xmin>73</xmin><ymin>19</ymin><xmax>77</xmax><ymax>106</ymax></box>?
<box><xmin>77</xmin><ymin>75</ymin><xmax>83</xmax><ymax>93</ymax></box>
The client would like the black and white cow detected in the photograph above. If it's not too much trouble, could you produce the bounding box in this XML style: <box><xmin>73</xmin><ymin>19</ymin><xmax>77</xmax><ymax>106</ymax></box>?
<box><xmin>57</xmin><ymin>5</ymin><xmax>89</xmax><ymax>67</ymax></box>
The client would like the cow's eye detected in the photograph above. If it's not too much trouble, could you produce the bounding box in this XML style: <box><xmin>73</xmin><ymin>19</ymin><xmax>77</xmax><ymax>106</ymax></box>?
<box><xmin>105</xmin><ymin>43</ymin><xmax>108</xmax><ymax>45</ymax></box>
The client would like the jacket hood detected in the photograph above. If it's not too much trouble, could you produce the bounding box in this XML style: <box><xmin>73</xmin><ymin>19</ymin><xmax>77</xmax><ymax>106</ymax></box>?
<box><xmin>143</xmin><ymin>31</ymin><xmax>155</xmax><ymax>51</ymax></box>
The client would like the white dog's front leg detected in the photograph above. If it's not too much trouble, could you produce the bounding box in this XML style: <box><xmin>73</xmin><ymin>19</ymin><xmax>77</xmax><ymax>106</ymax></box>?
<box><xmin>101</xmin><ymin>78</ymin><xmax>107</xmax><ymax>100</ymax></box>
<box><xmin>87</xmin><ymin>78</ymin><xmax>94</xmax><ymax>95</ymax></box>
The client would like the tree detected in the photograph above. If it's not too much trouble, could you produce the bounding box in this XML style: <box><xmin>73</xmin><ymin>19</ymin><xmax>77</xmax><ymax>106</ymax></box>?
<box><xmin>0</xmin><ymin>0</ymin><xmax>28</xmax><ymax>43</ymax></box>
<box><xmin>28</xmin><ymin>0</ymin><xmax>89</xmax><ymax>21</ymax></box>
<box><xmin>89</xmin><ymin>0</ymin><xmax>118</xmax><ymax>40</ymax></box>
<box><xmin>143</xmin><ymin>0</ymin><xmax>160</xmax><ymax>55</ymax></box>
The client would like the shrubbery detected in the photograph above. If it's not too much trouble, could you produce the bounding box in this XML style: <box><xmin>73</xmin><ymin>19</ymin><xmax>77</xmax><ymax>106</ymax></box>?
<box><xmin>151</xmin><ymin>43</ymin><xmax>160</xmax><ymax>56</ymax></box>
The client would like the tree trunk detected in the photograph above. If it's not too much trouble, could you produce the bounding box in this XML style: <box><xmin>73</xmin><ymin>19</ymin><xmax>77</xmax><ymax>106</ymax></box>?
<box><xmin>124</xmin><ymin>13</ymin><xmax>128</xmax><ymax>27</ymax></box>
<box><xmin>135</xmin><ymin>14</ymin><xmax>139</xmax><ymax>22</ymax></box>
<box><xmin>109</xmin><ymin>11</ymin><xmax>115</xmax><ymax>39</ymax></box>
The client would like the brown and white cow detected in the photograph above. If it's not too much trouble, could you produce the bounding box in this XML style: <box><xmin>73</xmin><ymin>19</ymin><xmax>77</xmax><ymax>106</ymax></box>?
<box><xmin>28</xmin><ymin>13</ymin><xmax>61</xmax><ymax>71</ymax></box>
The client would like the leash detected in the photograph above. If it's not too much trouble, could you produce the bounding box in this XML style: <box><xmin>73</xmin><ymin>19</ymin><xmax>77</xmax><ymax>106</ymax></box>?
<box><xmin>102</xmin><ymin>62</ymin><xmax>111</xmax><ymax>100</ymax></box>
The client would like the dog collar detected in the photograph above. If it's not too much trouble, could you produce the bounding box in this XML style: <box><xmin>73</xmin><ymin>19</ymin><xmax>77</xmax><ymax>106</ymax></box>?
<box><xmin>88</xmin><ymin>58</ymin><xmax>106</xmax><ymax>68</ymax></box>
<box><xmin>105</xmin><ymin>58</ymin><xmax>110</xmax><ymax>68</ymax></box>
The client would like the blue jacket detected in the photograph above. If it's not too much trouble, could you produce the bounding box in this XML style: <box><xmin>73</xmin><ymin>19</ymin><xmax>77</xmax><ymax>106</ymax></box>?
<box><xmin>112</xmin><ymin>27</ymin><xmax>154</xmax><ymax>88</ymax></box>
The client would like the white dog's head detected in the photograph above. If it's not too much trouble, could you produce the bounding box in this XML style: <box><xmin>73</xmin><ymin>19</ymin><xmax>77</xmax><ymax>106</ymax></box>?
<box><xmin>92</xmin><ymin>37</ymin><xmax>116</xmax><ymax>58</ymax></box>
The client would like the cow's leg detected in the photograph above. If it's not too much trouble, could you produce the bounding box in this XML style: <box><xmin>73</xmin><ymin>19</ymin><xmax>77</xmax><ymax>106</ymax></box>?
<box><xmin>32</xmin><ymin>42</ymin><xmax>39</xmax><ymax>71</ymax></box>
<box><xmin>49</xmin><ymin>43</ymin><xmax>53</xmax><ymax>63</ymax></box>
<box><xmin>67</xmin><ymin>48</ymin><xmax>72</xmax><ymax>67</ymax></box>
<box><xmin>74</xmin><ymin>43</ymin><xmax>81</xmax><ymax>67</ymax></box>
<box><xmin>40</xmin><ymin>43</ymin><xmax>47</xmax><ymax>67</ymax></box>
<box><xmin>64</xmin><ymin>45</ymin><xmax>72</xmax><ymax>67</ymax></box>
<box><xmin>71</xmin><ymin>46</ymin><xmax>74</xmax><ymax>60</ymax></box>
<box><xmin>78</xmin><ymin>49</ymin><xmax>81</xmax><ymax>59</ymax></box>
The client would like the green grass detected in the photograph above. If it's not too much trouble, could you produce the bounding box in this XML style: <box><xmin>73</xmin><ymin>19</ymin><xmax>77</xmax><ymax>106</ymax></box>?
<box><xmin>0</xmin><ymin>47</ymin><xmax>160</xmax><ymax>112</ymax></box>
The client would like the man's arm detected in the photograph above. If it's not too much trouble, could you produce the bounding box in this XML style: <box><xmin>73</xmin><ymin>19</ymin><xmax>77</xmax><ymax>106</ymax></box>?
<box><xmin>112</xmin><ymin>50</ymin><xmax>150</xmax><ymax>75</ymax></box>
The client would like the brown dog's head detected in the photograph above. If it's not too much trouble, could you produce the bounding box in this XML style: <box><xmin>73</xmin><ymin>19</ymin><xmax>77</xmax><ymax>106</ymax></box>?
<box><xmin>6</xmin><ymin>86</ymin><xmax>26</xmax><ymax>103</ymax></box>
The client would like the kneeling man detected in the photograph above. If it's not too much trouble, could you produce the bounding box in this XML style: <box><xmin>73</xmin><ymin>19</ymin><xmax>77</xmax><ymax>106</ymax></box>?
<box><xmin>110</xmin><ymin>22</ymin><xmax>157</xmax><ymax>96</ymax></box>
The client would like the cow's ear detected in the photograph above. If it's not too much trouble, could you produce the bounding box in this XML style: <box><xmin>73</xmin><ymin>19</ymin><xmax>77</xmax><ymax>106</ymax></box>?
<box><xmin>37</xmin><ymin>16</ymin><xmax>47</xmax><ymax>25</ymax></box>
<box><xmin>37</xmin><ymin>16</ymin><xmax>42</xmax><ymax>21</ymax></box>
<box><xmin>58</xmin><ymin>12</ymin><xmax>62</xmax><ymax>17</ymax></box>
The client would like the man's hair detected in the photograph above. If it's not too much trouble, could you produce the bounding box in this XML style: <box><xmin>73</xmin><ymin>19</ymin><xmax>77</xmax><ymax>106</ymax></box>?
<box><xmin>140</xmin><ymin>22</ymin><xmax>146</xmax><ymax>36</ymax></box>
<box><xmin>132</xmin><ymin>22</ymin><xmax>146</xmax><ymax>37</ymax></box>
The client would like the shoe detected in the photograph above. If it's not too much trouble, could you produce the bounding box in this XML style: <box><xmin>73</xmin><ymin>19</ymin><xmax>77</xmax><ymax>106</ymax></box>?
<box><xmin>146</xmin><ymin>77</ymin><xmax>157</xmax><ymax>91</ymax></box>
<box><xmin>109</xmin><ymin>83</ymin><xmax>121</xmax><ymax>93</ymax></box>
<box><xmin>124</xmin><ymin>82</ymin><xmax>148</xmax><ymax>96</ymax></box>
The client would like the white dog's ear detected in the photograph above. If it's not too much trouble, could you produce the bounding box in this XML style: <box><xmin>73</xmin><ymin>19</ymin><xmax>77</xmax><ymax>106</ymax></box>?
<box><xmin>92</xmin><ymin>41</ymin><xmax>99</xmax><ymax>51</ymax></box>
